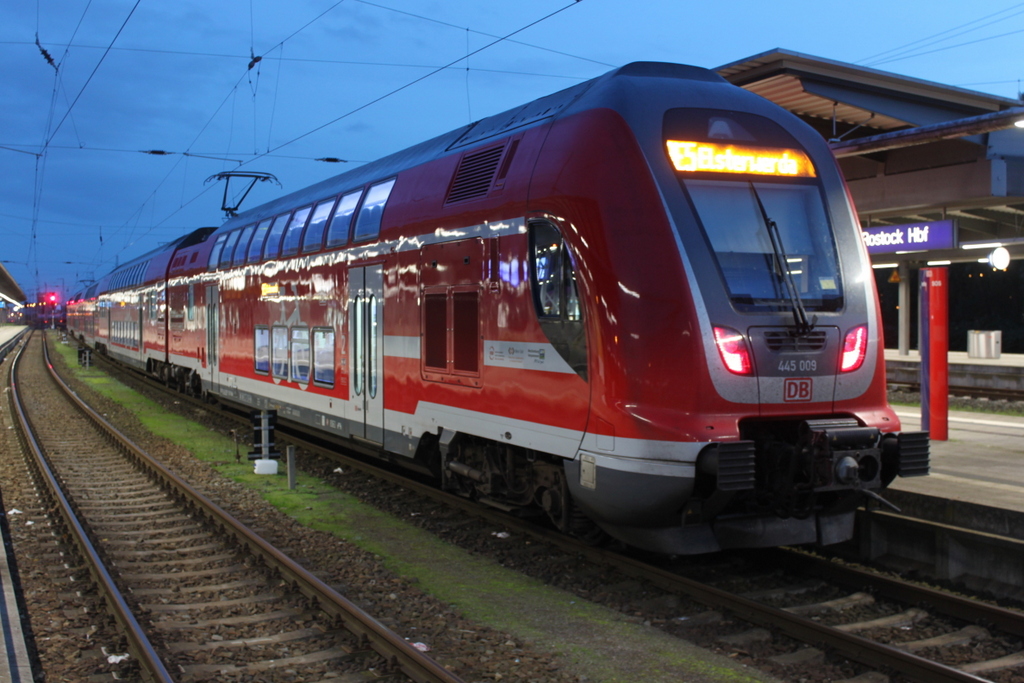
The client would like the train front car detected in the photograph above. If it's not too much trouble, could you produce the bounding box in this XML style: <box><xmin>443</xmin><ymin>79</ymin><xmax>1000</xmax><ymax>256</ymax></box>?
<box><xmin>538</xmin><ymin>63</ymin><xmax>930</xmax><ymax>554</ymax></box>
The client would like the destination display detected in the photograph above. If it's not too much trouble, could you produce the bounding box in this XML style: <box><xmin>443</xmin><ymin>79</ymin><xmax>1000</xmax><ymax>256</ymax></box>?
<box><xmin>665</xmin><ymin>140</ymin><xmax>816</xmax><ymax>177</ymax></box>
<box><xmin>861</xmin><ymin>220</ymin><xmax>956</xmax><ymax>254</ymax></box>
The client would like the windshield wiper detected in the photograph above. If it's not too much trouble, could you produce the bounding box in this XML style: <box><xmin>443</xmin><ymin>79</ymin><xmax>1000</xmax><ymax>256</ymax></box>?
<box><xmin>748</xmin><ymin>182</ymin><xmax>816</xmax><ymax>336</ymax></box>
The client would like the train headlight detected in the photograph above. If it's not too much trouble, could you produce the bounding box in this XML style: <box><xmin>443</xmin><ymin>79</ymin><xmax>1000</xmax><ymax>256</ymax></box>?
<box><xmin>713</xmin><ymin>326</ymin><xmax>753</xmax><ymax>375</ymax></box>
<box><xmin>840</xmin><ymin>325</ymin><xmax>868</xmax><ymax>373</ymax></box>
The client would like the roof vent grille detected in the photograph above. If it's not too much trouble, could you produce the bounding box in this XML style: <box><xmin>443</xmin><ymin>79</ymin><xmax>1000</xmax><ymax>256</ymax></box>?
<box><xmin>445</xmin><ymin>145</ymin><xmax>505</xmax><ymax>205</ymax></box>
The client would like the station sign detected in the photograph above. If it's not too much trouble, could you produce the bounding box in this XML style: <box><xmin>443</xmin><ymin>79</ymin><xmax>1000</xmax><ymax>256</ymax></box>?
<box><xmin>861</xmin><ymin>220</ymin><xmax>956</xmax><ymax>254</ymax></box>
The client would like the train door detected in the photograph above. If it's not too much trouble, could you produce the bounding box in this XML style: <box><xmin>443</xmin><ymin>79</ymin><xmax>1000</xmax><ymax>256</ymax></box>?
<box><xmin>205</xmin><ymin>284</ymin><xmax>219</xmax><ymax>391</ymax></box>
<box><xmin>349</xmin><ymin>265</ymin><xmax>384</xmax><ymax>444</ymax></box>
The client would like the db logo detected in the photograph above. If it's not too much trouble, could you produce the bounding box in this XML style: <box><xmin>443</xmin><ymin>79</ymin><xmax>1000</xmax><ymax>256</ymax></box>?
<box><xmin>784</xmin><ymin>377</ymin><xmax>813</xmax><ymax>402</ymax></box>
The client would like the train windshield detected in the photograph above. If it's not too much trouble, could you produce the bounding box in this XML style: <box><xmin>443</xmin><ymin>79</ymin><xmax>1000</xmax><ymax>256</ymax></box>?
<box><xmin>686</xmin><ymin>179</ymin><xmax>842</xmax><ymax>312</ymax></box>
<box><xmin>664</xmin><ymin>107</ymin><xmax>843</xmax><ymax>314</ymax></box>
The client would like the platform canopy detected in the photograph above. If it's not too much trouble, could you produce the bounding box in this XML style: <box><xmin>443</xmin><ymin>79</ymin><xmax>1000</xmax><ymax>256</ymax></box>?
<box><xmin>717</xmin><ymin>49</ymin><xmax>1024</xmax><ymax>266</ymax></box>
<box><xmin>0</xmin><ymin>261</ymin><xmax>25</xmax><ymax>307</ymax></box>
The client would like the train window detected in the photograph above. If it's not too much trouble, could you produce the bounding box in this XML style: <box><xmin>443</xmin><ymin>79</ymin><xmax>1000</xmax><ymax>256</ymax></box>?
<box><xmin>353</xmin><ymin>178</ymin><xmax>395</xmax><ymax>242</ymax></box>
<box><xmin>246</xmin><ymin>218</ymin><xmax>273</xmax><ymax>263</ymax></box>
<box><xmin>254</xmin><ymin>326</ymin><xmax>270</xmax><ymax>374</ymax></box>
<box><xmin>302</xmin><ymin>198</ymin><xmax>337</xmax><ymax>253</ymax></box>
<box><xmin>218</xmin><ymin>230</ymin><xmax>241</xmax><ymax>268</ymax></box>
<box><xmin>208</xmin><ymin>234</ymin><xmax>228</xmax><ymax>270</ymax></box>
<box><xmin>290</xmin><ymin>327</ymin><xmax>310</xmax><ymax>383</ymax></box>
<box><xmin>684</xmin><ymin>180</ymin><xmax>843</xmax><ymax>312</ymax></box>
<box><xmin>187</xmin><ymin>285</ymin><xmax>195</xmax><ymax>321</ymax></box>
<box><xmin>262</xmin><ymin>213</ymin><xmax>291</xmax><ymax>261</ymax></box>
<box><xmin>271</xmin><ymin>325</ymin><xmax>288</xmax><ymax>378</ymax></box>
<box><xmin>530</xmin><ymin>222</ymin><xmax>566</xmax><ymax>319</ymax></box>
<box><xmin>148</xmin><ymin>293</ymin><xmax>157</xmax><ymax>321</ymax></box>
<box><xmin>312</xmin><ymin>328</ymin><xmax>335</xmax><ymax>386</ymax></box>
<box><xmin>280</xmin><ymin>206</ymin><xmax>313</xmax><ymax>258</ymax></box>
<box><xmin>325</xmin><ymin>190</ymin><xmax>362</xmax><ymax>248</ymax></box>
<box><xmin>232</xmin><ymin>225</ymin><xmax>255</xmax><ymax>266</ymax></box>
<box><xmin>528</xmin><ymin>221</ymin><xmax>587</xmax><ymax>379</ymax></box>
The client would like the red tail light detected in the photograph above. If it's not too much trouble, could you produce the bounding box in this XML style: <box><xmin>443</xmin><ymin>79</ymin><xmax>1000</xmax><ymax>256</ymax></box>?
<box><xmin>840</xmin><ymin>325</ymin><xmax>868</xmax><ymax>373</ymax></box>
<box><xmin>713</xmin><ymin>326</ymin><xmax>753</xmax><ymax>375</ymax></box>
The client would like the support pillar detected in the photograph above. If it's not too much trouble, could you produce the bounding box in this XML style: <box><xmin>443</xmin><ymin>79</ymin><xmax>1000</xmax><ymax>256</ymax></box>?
<box><xmin>919</xmin><ymin>268</ymin><xmax>948</xmax><ymax>441</ymax></box>
<box><xmin>898</xmin><ymin>261</ymin><xmax>911</xmax><ymax>356</ymax></box>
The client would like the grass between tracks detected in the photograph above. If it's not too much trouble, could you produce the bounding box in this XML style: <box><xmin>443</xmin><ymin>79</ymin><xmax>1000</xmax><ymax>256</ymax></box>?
<box><xmin>49</xmin><ymin>337</ymin><xmax>773</xmax><ymax>683</ymax></box>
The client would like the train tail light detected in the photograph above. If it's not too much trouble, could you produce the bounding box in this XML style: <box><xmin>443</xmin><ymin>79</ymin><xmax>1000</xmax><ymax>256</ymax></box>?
<box><xmin>840</xmin><ymin>325</ymin><xmax>868</xmax><ymax>373</ymax></box>
<box><xmin>713</xmin><ymin>326</ymin><xmax>753</xmax><ymax>375</ymax></box>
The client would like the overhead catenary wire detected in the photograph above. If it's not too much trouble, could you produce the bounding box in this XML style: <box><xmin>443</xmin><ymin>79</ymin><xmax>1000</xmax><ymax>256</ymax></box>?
<box><xmin>15</xmin><ymin>1</ymin><xmax>590</xmax><ymax>285</ymax></box>
<box><xmin>97</xmin><ymin>1</ymin><xmax>587</xmax><ymax>272</ymax></box>
<box><xmin>866</xmin><ymin>26</ymin><xmax>1024</xmax><ymax>68</ymax></box>
<box><xmin>44</xmin><ymin>0</ymin><xmax>141</xmax><ymax>148</ymax></box>
<box><xmin>858</xmin><ymin>3</ymin><xmax>1024</xmax><ymax>66</ymax></box>
<box><xmin>254</xmin><ymin>1</ymin><xmax>585</xmax><ymax>160</ymax></box>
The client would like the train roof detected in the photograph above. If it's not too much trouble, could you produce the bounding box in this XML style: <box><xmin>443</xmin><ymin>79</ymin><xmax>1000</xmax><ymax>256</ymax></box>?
<box><xmin>95</xmin><ymin>227</ymin><xmax>215</xmax><ymax>296</ymax></box>
<box><xmin>217</xmin><ymin>62</ymin><xmax>730</xmax><ymax>233</ymax></box>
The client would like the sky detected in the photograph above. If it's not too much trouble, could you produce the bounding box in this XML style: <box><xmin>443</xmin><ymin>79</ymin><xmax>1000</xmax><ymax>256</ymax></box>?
<box><xmin>2</xmin><ymin>0</ymin><xmax>1023</xmax><ymax>301</ymax></box>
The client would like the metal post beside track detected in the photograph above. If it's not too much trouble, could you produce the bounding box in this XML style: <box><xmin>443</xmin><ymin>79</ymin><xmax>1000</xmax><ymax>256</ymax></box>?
<box><xmin>287</xmin><ymin>445</ymin><xmax>296</xmax><ymax>489</ymax></box>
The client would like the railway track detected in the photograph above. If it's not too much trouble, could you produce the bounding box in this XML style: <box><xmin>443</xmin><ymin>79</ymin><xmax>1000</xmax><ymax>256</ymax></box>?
<box><xmin>888</xmin><ymin>381</ymin><xmax>1024</xmax><ymax>403</ymax></box>
<box><xmin>8</xmin><ymin>332</ymin><xmax>464</xmax><ymax>683</ymax></box>
<box><xmin>73</xmin><ymin>337</ymin><xmax>1024</xmax><ymax>683</ymax></box>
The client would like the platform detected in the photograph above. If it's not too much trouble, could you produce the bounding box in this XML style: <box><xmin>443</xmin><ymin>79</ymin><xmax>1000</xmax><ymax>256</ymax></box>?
<box><xmin>882</xmin><ymin>403</ymin><xmax>1024</xmax><ymax>545</ymax></box>
<box><xmin>885</xmin><ymin>348</ymin><xmax>1024</xmax><ymax>393</ymax></box>
<box><xmin>0</xmin><ymin>325</ymin><xmax>34</xmax><ymax>682</ymax></box>
<box><xmin>0</xmin><ymin>325</ymin><xmax>27</xmax><ymax>352</ymax></box>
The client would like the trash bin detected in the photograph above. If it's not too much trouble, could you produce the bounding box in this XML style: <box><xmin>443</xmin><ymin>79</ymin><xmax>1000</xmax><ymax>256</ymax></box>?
<box><xmin>967</xmin><ymin>330</ymin><xmax>1001</xmax><ymax>359</ymax></box>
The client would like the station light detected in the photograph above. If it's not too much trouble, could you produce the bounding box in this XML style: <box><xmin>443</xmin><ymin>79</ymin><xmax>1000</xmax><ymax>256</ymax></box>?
<box><xmin>989</xmin><ymin>246</ymin><xmax>1011</xmax><ymax>270</ymax></box>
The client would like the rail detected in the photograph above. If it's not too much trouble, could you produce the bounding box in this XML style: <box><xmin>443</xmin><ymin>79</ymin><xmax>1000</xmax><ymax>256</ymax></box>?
<box><xmin>25</xmin><ymin>333</ymin><xmax>466</xmax><ymax>683</ymax></box>
<box><xmin>9</xmin><ymin>332</ymin><xmax>176</xmax><ymax>682</ymax></box>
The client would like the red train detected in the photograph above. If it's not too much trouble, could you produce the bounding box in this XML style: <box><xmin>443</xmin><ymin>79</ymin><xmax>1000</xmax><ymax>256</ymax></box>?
<box><xmin>68</xmin><ymin>62</ymin><xmax>929</xmax><ymax>554</ymax></box>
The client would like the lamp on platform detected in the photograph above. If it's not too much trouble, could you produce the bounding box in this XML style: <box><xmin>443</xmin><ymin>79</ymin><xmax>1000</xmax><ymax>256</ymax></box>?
<box><xmin>989</xmin><ymin>246</ymin><xmax>1011</xmax><ymax>270</ymax></box>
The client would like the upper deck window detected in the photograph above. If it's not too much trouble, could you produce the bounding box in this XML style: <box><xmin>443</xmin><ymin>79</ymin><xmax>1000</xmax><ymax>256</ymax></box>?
<box><xmin>208</xmin><ymin>234</ymin><xmax>228</xmax><ymax>271</ymax></box>
<box><xmin>262</xmin><ymin>213</ymin><xmax>291</xmax><ymax>261</ymax></box>
<box><xmin>353</xmin><ymin>178</ymin><xmax>395</xmax><ymax>242</ymax></box>
<box><xmin>280</xmin><ymin>206</ymin><xmax>312</xmax><ymax>257</ymax></box>
<box><xmin>218</xmin><ymin>230</ymin><xmax>241</xmax><ymax>269</ymax></box>
<box><xmin>246</xmin><ymin>218</ymin><xmax>273</xmax><ymax>263</ymax></box>
<box><xmin>302</xmin><ymin>198</ymin><xmax>338</xmax><ymax>253</ymax></box>
<box><xmin>232</xmin><ymin>225</ymin><xmax>255</xmax><ymax>266</ymax></box>
<box><xmin>326</xmin><ymin>189</ymin><xmax>362</xmax><ymax>248</ymax></box>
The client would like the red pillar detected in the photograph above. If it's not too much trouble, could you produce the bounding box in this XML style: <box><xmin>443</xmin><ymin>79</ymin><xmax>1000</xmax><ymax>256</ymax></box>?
<box><xmin>925</xmin><ymin>267</ymin><xmax>949</xmax><ymax>440</ymax></box>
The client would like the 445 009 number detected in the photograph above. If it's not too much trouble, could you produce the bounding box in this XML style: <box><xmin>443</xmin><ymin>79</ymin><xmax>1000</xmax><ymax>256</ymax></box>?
<box><xmin>779</xmin><ymin>359</ymin><xmax>816</xmax><ymax>373</ymax></box>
